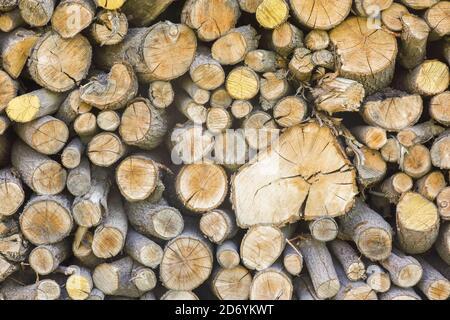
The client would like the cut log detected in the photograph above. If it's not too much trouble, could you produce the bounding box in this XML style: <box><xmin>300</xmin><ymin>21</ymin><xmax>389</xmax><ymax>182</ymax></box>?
<box><xmin>175</xmin><ymin>163</ymin><xmax>228</xmax><ymax>213</ymax></box>
<box><xmin>329</xmin><ymin>239</ymin><xmax>365</xmax><ymax>281</ymax></box>
<box><xmin>0</xmin><ymin>256</ymin><xmax>17</xmax><ymax>282</ymax></box>
<box><xmin>62</xmin><ymin>265</ymin><xmax>93</xmax><ymax>300</ymax></box>
<box><xmin>288</xmin><ymin>48</ymin><xmax>314</xmax><ymax>82</ymax></box>
<box><xmin>424</xmin><ymin>1</ymin><xmax>450</xmax><ymax>40</ymax></box>
<box><xmin>245</xmin><ymin>50</ymin><xmax>285</xmax><ymax>73</ymax></box>
<box><xmin>0</xmin><ymin>218</ymin><xmax>19</xmax><ymax>237</ymax></box>
<box><xmin>305</xmin><ymin>30</ymin><xmax>329</xmax><ymax>51</ymax></box>
<box><xmin>20</xmin><ymin>194</ymin><xmax>73</xmax><ymax>245</ymax></box>
<box><xmin>295</xmin><ymin>275</ymin><xmax>321</xmax><ymax>300</ymax></box>
<box><xmin>15</xmin><ymin>116</ymin><xmax>69</xmax><ymax>155</ymax></box>
<box><xmin>189</xmin><ymin>47</ymin><xmax>225</xmax><ymax>91</ymax></box>
<box><xmin>379</xmin><ymin>286</ymin><xmax>421</xmax><ymax>300</ymax></box>
<box><xmin>18</xmin><ymin>0</ymin><xmax>55</xmax><ymax>27</ymax></box>
<box><xmin>404</xmin><ymin>60</ymin><xmax>450</xmax><ymax>96</ymax></box>
<box><xmin>90</xmin><ymin>9</ymin><xmax>128</xmax><ymax>46</ymax></box>
<box><xmin>80</xmin><ymin>63</ymin><xmax>138</xmax><ymax>110</ymax></box>
<box><xmin>199</xmin><ymin>209</ymin><xmax>237</xmax><ymax>244</ymax></box>
<box><xmin>160</xmin><ymin>223</ymin><xmax>213</xmax><ymax>290</ymax></box>
<box><xmin>206</xmin><ymin>107</ymin><xmax>232</xmax><ymax>134</ymax></box>
<box><xmin>380</xmin><ymin>172</ymin><xmax>413</xmax><ymax>204</ymax></box>
<box><xmin>437</xmin><ymin>188</ymin><xmax>450</xmax><ymax>221</ymax></box>
<box><xmin>400</xmin><ymin>144</ymin><xmax>432</xmax><ymax>179</ymax></box>
<box><xmin>11</xmin><ymin>141</ymin><xmax>67</xmax><ymax>195</ymax></box>
<box><xmin>338</xmin><ymin>198</ymin><xmax>393</xmax><ymax>261</ymax></box>
<box><xmin>380</xmin><ymin>249</ymin><xmax>422</xmax><ymax>288</ymax></box>
<box><xmin>181</xmin><ymin>0</ymin><xmax>240</xmax><ymax>42</ymax></box>
<box><xmin>0</xmin><ymin>115</ymin><xmax>10</xmax><ymax>135</ymax></box>
<box><xmin>216</xmin><ymin>240</ymin><xmax>240</xmax><ymax>269</ymax></box>
<box><xmin>87</xmin><ymin>132</ymin><xmax>125</xmax><ymax>167</ymax></box>
<box><xmin>429</xmin><ymin>91</ymin><xmax>450</xmax><ymax>126</ymax></box>
<box><xmin>332</xmin><ymin>263</ymin><xmax>377</xmax><ymax>300</ymax></box>
<box><xmin>232</xmin><ymin>121</ymin><xmax>357</xmax><ymax>227</ymax></box>
<box><xmin>311</xmin><ymin>50</ymin><xmax>335</xmax><ymax>69</ymax></box>
<box><xmin>95</xmin><ymin>22</ymin><xmax>197</xmax><ymax>82</ymax></box>
<box><xmin>125</xmin><ymin>198</ymin><xmax>184</xmax><ymax>241</ymax></box>
<box><xmin>365</xmin><ymin>264</ymin><xmax>391</xmax><ymax>293</ymax></box>
<box><xmin>259</xmin><ymin>70</ymin><xmax>290</xmax><ymax>111</ymax></box>
<box><xmin>351</xmin><ymin>126</ymin><xmax>387</xmax><ymax>150</ymax></box>
<box><xmin>415</xmin><ymin>256</ymin><xmax>450</xmax><ymax>300</ymax></box>
<box><xmin>396</xmin><ymin>192</ymin><xmax>439</xmax><ymax>254</ymax></box>
<box><xmin>416</xmin><ymin>171</ymin><xmax>446</xmax><ymax>201</ymax></box>
<box><xmin>362</xmin><ymin>89</ymin><xmax>422</xmax><ymax>132</ymax></box>
<box><xmin>297</xmin><ymin>235</ymin><xmax>340</xmax><ymax>299</ymax></box>
<box><xmin>399</xmin><ymin>14</ymin><xmax>430</xmax><ymax>69</ymax></box>
<box><xmin>72</xmin><ymin>226</ymin><xmax>102</xmax><ymax>268</ymax></box>
<box><xmin>0</xmin><ymin>279</ymin><xmax>60</xmax><ymax>300</ymax></box>
<box><xmin>240</xmin><ymin>225</ymin><xmax>285</xmax><ymax>271</ymax></box>
<box><xmin>122</xmin><ymin>0</ymin><xmax>174</xmax><ymax>27</ymax></box>
<box><xmin>178</xmin><ymin>76</ymin><xmax>210</xmax><ymax>105</ymax></box>
<box><xmin>312</xmin><ymin>76</ymin><xmax>365</xmax><ymax>115</ymax></box>
<box><xmin>211</xmin><ymin>265</ymin><xmax>252</xmax><ymax>300</ymax></box>
<box><xmin>213</xmin><ymin>130</ymin><xmax>248</xmax><ymax>170</ymax></box>
<box><xmin>73</xmin><ymin>113</ymin><xmax>97</xmax><ymax>139</ymax></box>
<box><xmin>119</xmin><ymin>98</ymin><xmax>168</xmax><ymax>150</ymax></box>
<box><xmin>0</xmin><ymin>71</ymin><xmax>17</xmax><ymax>112</ymax></box>
<box><xmin>175</xmin><ymin>92</ymin><xmax>207</xmax><ymax>124</ymax></box>
<box><xmin>401</xmin><ymin>0</ymin><xmax>438</xmax><ymax>10</ymax></box>
<box><xmin>210</xmin><ymin>87</ymin><xmax>233</xmax><ymax>109</ymax></box>
<box><xmin>66</xmin><ymin>157</ymin><xmax>91</xmax><ymax>197</ymax></box>
<box><xmin>226</xmin><ymin>66</ymin><xmax>260</xmax><ymax>100</ymax></box>
<box><xmin>435</xmin><ymin>222</ymin><xmax>450</xmax><ymax>264</ymax></box>
<box><xmin>431</xmin><ymin>130</ymin><xmax>450</xmax><ymax>169</ymax></box>
<box><xmin>398</xmin><ymin>121</ymin><xmax>444</xmax><ymax>148</ymax></box>
<box><xmin>92</xmin><ymin>191</ymin><xmax>128</xmax><ymax>259</ymax></box>
<box><xmin>160</xmin><ymin>290</ymin><xmax>198</xmax><ymax>300</ymax></box>
<box><xmin>290</xmin><ymin>0</ymin><xmax>352</xmax><ymax>30</ymax></box>
<box><xmin>238</xmin><ymin>0</ymin><xmax>262</xmax><ymax>13</ymax></box>
<box><xmin>255</xmin><ymin>0</ymin><xmax>288</xmax><ymax>29</ymax></box>
<box><xmin>124</xmin><ymin>229</ymin><xmax>163</xmax><ymax>269</ymax></box>
<box><xmin>242</xmin><ymin>111</ymin><xmax>278</xmax><ymax>151</ymax></box>
<box><xmin>55</xmin><ymin>89</ymin><xmax>91</xmax><ymax>125</ymax></box>
<box><xmin>381</xmin><ymin>138</ymin><xmax>402</xmax><ymax>163</ymax></box>
<box><xmin>0</xmin><ymin>8</ymin><xmax>25</xmax><ymax>32</ymax></box>
<box><xmin>131</xmin><ymin>266</ymin><xmax>157</xmax><ymax>293</ymax></box>
<box><xmin>72</xmin><ymin>166</ymin><xmax>110</xmax><ymax>228</ymax></box>
<box><xmin>51</xmin><ymin>0</ymin><xmax>95</xmax><ymax>38</ymax></box>
<box><xmin>148</xmin><ymin>81</ymin><xmax>174</xmax><ymax>110</ymax></box>
<box><xmin>61</xmin><ymin>138</ymin><xmax>84</xmax><ymax>169</ymax></box>
<box><xmin>231</xmin><ymin>100</ymin><xmax>253</xmax><ymax>119</ymax></box>
<box><xmin>270</xmin><ymin>22</ymin><xmax>303</xmax><ymax>58</ymax></box>
<box><xmin>329</xmin><ymin>17</ymin><xmax>398</xmax><ymax>94</ymax></box>
<box><xmin>309</xmin><ymin>217</ymin><xmax>339</xmax><ymax>242</ymax></box>
<box><xmin>94</xmin><ymin>0</ymin><xmax>125</xmax><ymax>9</ymax></box>
<box><xmin>0</xmin><ymin>168</ymin><xmax>24</xmax><ymax>217</ymax></box>
<box><xmin>28</xmin><ymin>31</ymin><xmax>92</xmax><ymax>92</ymax></box>
<box><xmin>87</xmin><ymin>288</ymin><xmax>105</xmax><ymax>300</ymax></box>
<box><xmin>249</xmin><ymin>265</ymin><xmax>293</xmax><ymax>300</ymax></box>
<box><xmin>0</xmin><ymin>233</ymin><xmax>28</xmax><ymax>262</ymax></box>
<box><xmin>283</xmin><ymin>244</ymin><xmax>303</xmax><ymax>276</ymax></box>
<box><xmin>6</xmin><ymin>89</ymin><xmax>66</xmax><ymax>123</ymax></box>
<box><xmin>353</xmin><ymin>0</ymin><xmax>393</xmax><ymax>16</ymax></box>
<box><xmin>29</xmin><ymin>240</ymin><xmax>71</xmax><ymax>275</ymax></box>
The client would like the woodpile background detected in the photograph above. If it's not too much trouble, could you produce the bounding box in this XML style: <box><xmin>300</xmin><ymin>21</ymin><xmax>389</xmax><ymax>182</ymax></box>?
<box><xmin>0</xmin><ymin>0</ymin><xmax>449</xmax><ymax>301</ymax></box>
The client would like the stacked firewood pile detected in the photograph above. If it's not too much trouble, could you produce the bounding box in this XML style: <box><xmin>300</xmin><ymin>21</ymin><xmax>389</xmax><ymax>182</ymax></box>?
<box><xmin>0</xmin><ymin>0</ymin><xmax>449</xmax><ymax>300</ymax></box>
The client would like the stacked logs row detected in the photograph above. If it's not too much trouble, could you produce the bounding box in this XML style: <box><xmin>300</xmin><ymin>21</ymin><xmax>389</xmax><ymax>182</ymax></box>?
<box><xmin>0</xmin><ymin>0</ymin><xmax>449</xmax><ymax>300</ymax></box>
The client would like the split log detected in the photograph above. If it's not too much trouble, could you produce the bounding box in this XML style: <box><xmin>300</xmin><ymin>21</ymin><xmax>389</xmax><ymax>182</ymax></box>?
<box><xmin>61</xmin><ymin>138</ymin><xmax>84</xmax><ymax>169</ymax></box>
<box><xmin>365</xmin><ymin>264</ymin><xmax>391</xmax><ymax>293</ymax></box>
<box><xmin>181</xmin><ymin>0</ymin><xmax>240</xmax><ymax>42</ymax></box>
<box><xmin>211</xmin><ymin>265</ymin><xmax>252</xmax><ymax>300</ymax></box>
<box><xmin>312</xmin><ymin>76</ymin><xmax>365</xmax><ymax>115</ymax></box>
<box><xmin>379</xmin><ymin>286</ymin><xmax>421</xmax><ymax>300</ymax></box>
<box><xmin>6</xmin><ymin>89</ymin><xmax>66</xmax><ymax>123</ymax></box>
<box><xmin>216</xmin><ymin>240</ymin><xmax>240</xmax><ymax>269</ymax></box>
<box><xmin>270</xmin><ymin>22</ymin><xmax>303</xmax><ymax>58</ymax></box>
<box><xmin>332</xmin><ymin>263</ymin><xmax>377</xmax><ymax>300</ymax></box>
<box><xmin>396</xmin><ymin>192</ymin><xmax>439</xmax><ymax>254</ymax></box>
<box><xmin>119</xmin><ymin>98</ymin><xmax>168</xmax><ymax>150</ymax></box>
<box><xmin>0</xmin><ymin>256</ymin><xmax>17</xmax><ymax>282</ymax></box>
<box><xmin>92</xmin><ymin>191</ymin><xmax>128</xmax><ymax>259</ymax></box>
<box><xmin>55</xmin><ymin>89</ymin><xmax>91</xmax><ymax>125</ymax></box>
<box><xmin>240</xmin><ymin>225</ymin><xmax>285</xmax><ymax>271</ymax></box>
<box><xmin>18</xmin><ymin>0</ymin><xmax>55</xmax><ymax>27</ymax></box>
<box><xmin>437</xmin><ymin>188</ymin><xmax>450</xmax><ymax>221</ymax></box>
<box><xmin>431</xmin><ymin>130</ymin><xmax>450</xmax><ymax>169</ymax></box>
<box><xmin>66</xmin><ymin>157</ymin><xmax>91</xmax><ymax>197</ymax></box>
<box><xmin>148</xmin><ymin>81</ymin><xmax>174</xmax><ymax>110</ymax></box>
<box><xmin>400</xmin><ymin>144</ymin><xmax>431</xmax><ymax>179</ymax></box>
<box><xmin>329</xmin><ymin>239</ymin><xmax>365</xmax><ymax>281</ymax></box>
<box><xmin>416</xmin><ymin>171</ymin><xmax>446</xmax><ymax>201</ymax></box>
<box><xmin>399</xmin><ymin>14</ymin><xmax>430</xmax><ymax>69</ymax></box>
<box><xmin>210</xmin><ymin>87</ymin><xmax>233</xmax><ymax>109</ymax></box>
<box><xmin>288</xmin><ymin>48</ymin><xmax>314</xmax><ymax>82</ymax></box>
<box><xmin>29</xmin><ymin>240</ymin><xmax>71</xmax><ymax>275</ymax></box>
<box><xmin>124</xmin><ymin>229</ymin><xmax>163</xmax><ymax>269</ymax></box>
<box><xmin>255</xmin><ymin>0</ymin><xmax>289</xmax><ymax>29</ymax></box>
<box><xmin>330</xmin><ymin>17</ymin><xmax>398</xmax><ymax>94</ymax></box>
<box><xmin>20</xmin><ymin>194</ymin><xmax>73</xmax><ymax>245</ymax></box>
<box><xmin>175</xmin><ymin>163</ymin><xmax>228</xmax><ymax>213</ymax></box>
<box><xmin>429</xmin><ymin>91</ymin><xmax>450</xmax><ymax>126</ymax></box>
<box><xmin>87</xmin><ymin>132</ymin><xmax>125</xmax><ymax>167</ymax></box>
<box><xmin>205</xmin><ymin>107</ymin><xmax>232</xmax><ymax>134</ymax></box>
<box><xmin>0</xmin><ymin>279</ymin><xmax>60</xmax><ymax>300</ymax></box>
<box><xmin>189</xmin><ymin>47</ymin><xmax>225</xmax><ymax>91</ymax></box>
<box><xmin>415</xmin><ymin>256</ymin><xmax>450</xmax><ymax>300</ymax></box>
<box><xmin>424</xmin><ymin>1</ymin><xmax>450</xmax><ymax>40</ymax></box>
<box><xmin>122</xmin><ymin>0</ymin><xmax>174</xmax><ymax>27</ymax></box>
<box><xmin>339</xmin><ymin>198</ymin><xmax>393</xmax><ymax>261</ymax></box>
<box><xmin>283</xmin><ymin>244</ymin><xmax>303</xmax><ymax>276</ymax></box>
<box><xmin>308</xmin><ymin>217</ymin><xmax>339</xmax><ymax>242</ymax></box>
<box><xmin>232</xmin><ymin>121</ymin><xmax>357</xmax><ymax>227</ymax></box>
<box><xmin>51</xmin><ymin>0</ymin><xmax>95</xmax><ymax>38</ymax></box>
<box><xmin>297</xmin><ymin>235</ymin><xmax>340</xmax><ymax>299</ymax></box>
<box><xmin>11</xmin><ymin>141</ymin><xmax>67</xmax><ymax>195</ymax></box>
<box><xmin>72</xmin><ymin>227</ymin><xmax>101</xmax><ymax>268</ymax></box>
<box><xmin>125</xmin><ymin>198</ymin><xmax>184</xmax><ymax>241</ymax></box>
<box><xmin>28</xmin><ymin>31</ymin><xmax>92</xmax><ymax>92</ymax></box>
<box><xmin>0</xmin><ymin>233</ymin><xmax>28</xmax><ymax>262</ymax></box>
<box><xmin>249</xmin><ymin>265</ymin><xmax>293</xmax><ymax>300</ymax></box>
<box><xmin>380</xmin><ymin>249</ymin><xmax>423</xmax><ymax>288</ymax></box>
<box><xmin>199</xmin><ymin>209</ymin><xmax>237</xmax><ymax>244</ymax></box>
<box><xmin>0</xmin><ymin>168</ymin><xmax>24</xmax><ymax>217</ymax></box>
<box><xmin>404</xmin><ymin>59</ymin><xmax>450</xmax><ymax>96</ymax></box>
<box><xmin>225</xmin><ymin>66</ymin><xmax>260</xmax><ymax>100</ymax></box>
<box><xmin>290</xmin><ymin>0</ymin><xmax>352</xmax><ymax>30</ymax></box>
<box><xmin>96</xmin><ymin>22</ymin><xmax>197</xmax><ymax>82</ymax></box>
<box><xmin>15</xmin><ymin>116</ymin><xmax>69</xmax><ymax>155</ymax></box>
<box><xmin>90</xmin><ymin>9</ymin><xmax>128</xmax><ymax>46</ymax></box>
<box><xmin>435</xmin><ymin>222</ymin><xmax>450</xmax><ymax>264</ymax></box>
<box><xmin>0</xmin><ymin>218</ymin><xmax>19</xmax><ymax>237</ymax></box>
<box><xmin>160</xmin><ymin>223</ymin><xmax>213</xmax><ymax>290</ymax></box>
<box><xmin>380</xmin><ymin>172</ymin><xmax>413</xmax><ymax>204</ymax></box>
